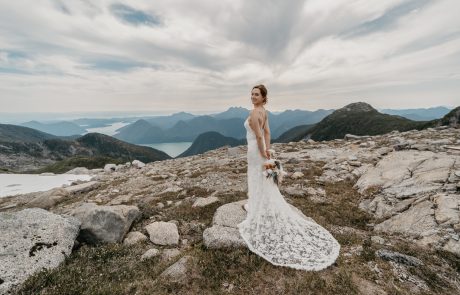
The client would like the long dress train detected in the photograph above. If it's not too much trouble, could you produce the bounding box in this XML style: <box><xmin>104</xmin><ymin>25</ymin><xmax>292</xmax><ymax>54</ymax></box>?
<box><xmin>237</xmin><ymin>118</ymin><xmax>340</xmax><ymax>271</ymax></box>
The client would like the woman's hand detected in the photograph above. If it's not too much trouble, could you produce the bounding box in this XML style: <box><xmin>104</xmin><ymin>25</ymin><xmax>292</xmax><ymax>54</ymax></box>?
<box><xmin>265</xmin><ymin>149</ymin><xmax>271</xmax><ymax>159</ymax></box>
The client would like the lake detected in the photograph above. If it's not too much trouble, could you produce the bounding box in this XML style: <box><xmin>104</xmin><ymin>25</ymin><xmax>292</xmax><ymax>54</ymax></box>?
<box><xmin>84</xmin><ymin>122</ymin><xmax>131</xmax><ymax>136</ymax></box>
<box><xmin>81</xmin><ymin>121</ymin><xmax>192</xmax><ymax>157</ymax></box>
<box><xmin>0</xmin><ymin>174</ymin><xmax>92</xmax><ymax>198</ymax></box>
<box><xmin>139</xmin><ymin>142</ymin><xmax>193</xmax><ymax>158</ymax></box>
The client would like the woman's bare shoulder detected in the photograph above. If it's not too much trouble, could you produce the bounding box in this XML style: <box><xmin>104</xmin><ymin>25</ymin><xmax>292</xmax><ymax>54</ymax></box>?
<box><xmin>249</xmin><ymin>108</ymin><xmax>265</xmax><ymax>118</ymax></box>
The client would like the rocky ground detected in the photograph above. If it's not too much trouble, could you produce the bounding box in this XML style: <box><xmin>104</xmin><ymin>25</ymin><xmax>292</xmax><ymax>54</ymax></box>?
<box><xmin>1</xmin><ymin>126</ymin><xmax>460</xmax><ymax>294</ymax></box>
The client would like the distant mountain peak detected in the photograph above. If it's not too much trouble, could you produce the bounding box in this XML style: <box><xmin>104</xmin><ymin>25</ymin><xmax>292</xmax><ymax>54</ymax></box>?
<box><xmin>171</xmin><ymin>111</ymin><xmax>194</xmax><ymax>116</ymax></box>
<box><xmin>341</xmin><ymin>102</ymin><xmax>376</xmax><ymax>113</ymax></box>
<box><xmin>22</xmin><ymin>120</ymin><xmax>41</xmax><ymax>125</ymax></box>
<box><xmin>227</xmin><ymin>106</ymin><xmax>246</xmax><ymax>110</ymax></box>
<box><xmin>132</xmin><ymin>119</ymin><xmax>152</xmax><ymax>126</ymax></box>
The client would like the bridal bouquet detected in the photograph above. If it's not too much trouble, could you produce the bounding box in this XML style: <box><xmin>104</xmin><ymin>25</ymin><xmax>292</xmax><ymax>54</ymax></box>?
<box><xmin>262</xmin><ymin>149</ymin><xmax>287</xmax><ymax>186</ymax></box>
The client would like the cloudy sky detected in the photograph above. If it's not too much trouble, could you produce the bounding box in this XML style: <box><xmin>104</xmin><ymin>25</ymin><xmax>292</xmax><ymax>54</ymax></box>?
<box><xmin>0</xmin><ymin>0</ymin><xmax>459</xmax><ymax>114</ymax></box>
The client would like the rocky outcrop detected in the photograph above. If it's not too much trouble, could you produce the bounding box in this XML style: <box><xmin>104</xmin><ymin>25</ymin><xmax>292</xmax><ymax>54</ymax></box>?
<box><xmin>0</xmin><ymin>208</ymin><xmax>80</xmax><ymax>294</ymax></box>
<box><xmin>355</xmin><ymin>143</ymin><xmax>460</xmax><ymax>254</ymax></box>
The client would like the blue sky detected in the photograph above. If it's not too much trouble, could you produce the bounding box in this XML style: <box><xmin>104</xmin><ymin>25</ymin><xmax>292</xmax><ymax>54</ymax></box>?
<box><xmin>0</xmin><ymin>0</ymin><xmax>459</xmax><ymax>114</ymax></box>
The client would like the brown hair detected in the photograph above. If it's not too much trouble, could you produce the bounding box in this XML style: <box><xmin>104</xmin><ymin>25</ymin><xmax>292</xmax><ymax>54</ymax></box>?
<box><xmin>252</xmin><ymin>84</ymin><xmax>268</xmax><ymax>105</ymax></box>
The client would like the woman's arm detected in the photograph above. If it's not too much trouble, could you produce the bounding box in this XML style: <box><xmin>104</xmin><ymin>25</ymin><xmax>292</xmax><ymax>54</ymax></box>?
<box><xmin>248</xmin><ymin>110</ymin><xmax>268</xmax><ymax>159</ymax></box>
<box><xmin>263</xmin><ymin>111</ymin><xmax>271</xmax><ymax>156</ymax></box>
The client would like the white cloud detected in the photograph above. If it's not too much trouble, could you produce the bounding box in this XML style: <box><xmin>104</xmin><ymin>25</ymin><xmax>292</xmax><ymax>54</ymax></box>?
<box><xmin>0</xmin><ymin>0</ymin><xmax>458</xmax><ymax>114</ymax></box>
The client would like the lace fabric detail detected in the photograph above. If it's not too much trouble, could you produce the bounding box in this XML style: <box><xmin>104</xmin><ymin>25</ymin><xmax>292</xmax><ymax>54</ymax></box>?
<box><xmin>237</xmin><ymin>118</ymin><xmax>340</xmax><ymax>271</ymax></box>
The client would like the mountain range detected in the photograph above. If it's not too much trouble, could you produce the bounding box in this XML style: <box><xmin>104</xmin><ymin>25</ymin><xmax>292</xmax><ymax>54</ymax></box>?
<box><xmin>9</xmin><ymin>106</ymin><xmax>452</xmax><ymax>141</ymax></box>
<box><xmin>20</xmin><ymin>120</ymin><xmax>86</xmax><ymax>136</ymax></box>
<box><xmin>113</xmin><ymin>107</ymin><xmax>336</xmax><ymax>144</ymax></box>
<box><xmin>378</xmin><ymin>106</ymin><xmax>451</xmax><ymax>121</ymax></box>
<box><xmin>178</xmin><ymin>102</ymin><xmax>459</xmax><ymax>156</ymax></box>
<box><xmin>0</xmin><ymin>124</ymin><xmax>171</xmax><ymax>173</ymax></box>
<box><xmin>1</xmin><ymin>103</ymin><xmax>457</xmax><ymax>171</ymax></box>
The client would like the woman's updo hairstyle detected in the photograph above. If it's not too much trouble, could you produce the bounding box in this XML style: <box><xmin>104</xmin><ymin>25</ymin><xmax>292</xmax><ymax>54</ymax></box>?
<box><xmin>252</xmin><ymin>84</ymin><xmax>268</xmax><ymax>105</ymax></box>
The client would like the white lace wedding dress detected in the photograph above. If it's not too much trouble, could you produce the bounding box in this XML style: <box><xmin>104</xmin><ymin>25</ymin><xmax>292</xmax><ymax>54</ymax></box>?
<box><xmin>237</xmin><ymin>118</ymin><xmax>340</xmax><ymax>271</ymax></box>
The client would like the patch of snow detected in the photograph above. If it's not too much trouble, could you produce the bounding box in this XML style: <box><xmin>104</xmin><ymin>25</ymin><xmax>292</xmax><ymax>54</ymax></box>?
<box><xmin>0</xmin><ymin>174</ymin><xmax>92</xmax><ymax>198</ymax></box>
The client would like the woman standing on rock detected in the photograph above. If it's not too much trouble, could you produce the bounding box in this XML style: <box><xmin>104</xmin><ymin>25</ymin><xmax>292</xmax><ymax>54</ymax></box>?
<box><xmin>237</xmin><ymin>84</ymin><xmax>340</xmax><ymax>271</ymax></box>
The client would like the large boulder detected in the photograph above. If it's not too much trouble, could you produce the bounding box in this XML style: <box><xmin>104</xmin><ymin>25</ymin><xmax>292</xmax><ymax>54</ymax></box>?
<box><xmin>0</xmin><ymin>208</ymin><xmax>80</xmax><ymax>294</ymax></box>
<box><xmin>71</xmin><ymin>203</ymin><xmax>140</xmax><ymax>244</ymax></box>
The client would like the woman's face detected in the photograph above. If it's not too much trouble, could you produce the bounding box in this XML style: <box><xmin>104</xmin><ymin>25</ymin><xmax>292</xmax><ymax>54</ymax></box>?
<box><xmin>251</xmin><ymin>88</ymin><xmax>264</xmax><ymax>105</ymax></box>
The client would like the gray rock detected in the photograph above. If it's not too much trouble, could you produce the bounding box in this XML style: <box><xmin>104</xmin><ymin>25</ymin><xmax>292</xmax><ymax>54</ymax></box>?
<box><xmin>286</xmin><ymin>158</ymin><xmax>300</xmax><ymax>164</ymax></box>
<box><xmin>104</xmin><ymin>164</ymin><xmax>117</xmax><ymax>172</ymax></box>
<box><xmin>410</xmin><ymin>144</ymin><xmax>430</xmax><ymax>151</ymax></box>
<box><xmin>26</xmin><ymin>188</ymin><xmax>70</xmax><ymax>209</ymax></box>
<box><xmin>356</xmin><ymin>150</ymin><xmax>456</xmax><ymax>198</ymax></box>
<box><xmin>375</xmin><ymin>147</ymin><xmax>392</xmax><ymax>156</ymax></box>
<box><xmin>145</xmin><ymin>221</ymin><xmax>180</xmax><ymax>246</ymax></box>
<box><xmin>192</xmin><ymin>196</ymin><xmax>219</xmax><ymax>207</ymax></box>
<box><xmin>141</xmin><ymin>248</ymin><xmax>160</xmax><ymax>260</ymax></box>
<box><xmin>431</xmin><ymin>139</ymin><xmax>452</xmax><ymax>145</ymax></box>
<box><xmin>71</xmin><ymin>203</ymin><xmax>140</xmax><ymax>244</ymax></box>
<box><xmin>282</xmin><ymin>186</ymin><xmax>305</xmax><ymax>197</ymax></box>
<box><xmin>434</xmin><ymin>194</ymin><xmax>460</xmax><ymax>226</ymax></box>
<box><xmin>291</xmin><ymin>171</ymin><xmax>304</xmax><ymax>179</ymax></box>
<box><xmin>347</xmin><ymin>155</ymin><xmax>358</xmax><ymax>161</ymax></box>
<box><xmin>132</xmin><ymin>160</ymin><xmax>145</xmax><ymax>169</ymax></box>
<box><xmin>371</xmin><ymin>236</ymin><xmax>385</xmax><ymax>245</ymax></box>
<box><xmin>107</xmin><ymin>194</ymin><xmax>133</xmax><ymax>206</ymax></box>
<box><xmin>344</xmin><ymin>134</ymin><xmax>370</xmax><ymax>140</ymax></box>
<box><xmin>161</xmin><ymin>248</ymin><xmax>182</xmax><ymax>261</ymax></box>
<box><xmin>158</xmin><ymin>255</ymin><xmax>194</xmax><ymax>283</ymax></box>
<box><xmin>443</xmin><ymin>238</ymin><xmax>460</xmax><ymax>256</ymax></box>
<box><xmin>65</xmin><ymin>167</ymin><xmax>90</xmax><ymax>175</ymax></box>
<box><xmin>203</xmin><ymin>225</ymin><xmax>247</xmax><ymax>249</ymax></box>
<box><xmin>347</xmin><ymin>160</ymin><xmax>362</xmax><ymax>167</ymax></box>
<box><xmin>0</xmin><ymin>208</ymin><xmax>80</xmax><ymax>294</ymax></box>
<box><xmin>212</xmin><ymin>201</ymin><xmax>247</xmax><ymax>228</ymax></box>
<box><xmin>374</xmin><ymin>200</ymin><xmax>437</xmax><ymax>236</ymax></box>
<box><xmin>376</xmin><ymin>249</ymin><xmax>423</xmax><ymax>266</ymax></box>
<box><xmin>123</xmin><ymin>231</ymin><xmax>148</xmax><ymax>246</ymax></box>
<box><xmin>64</xmin><ymin>181</ymin><xmax>99</xmax><ymax>194</ymax></box>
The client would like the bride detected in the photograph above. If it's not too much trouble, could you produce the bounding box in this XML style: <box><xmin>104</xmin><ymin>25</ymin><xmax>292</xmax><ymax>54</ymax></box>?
<box><xmin>237</xmin><ymin>84</ymin><xmax>340</xmax><ymax>271</ymax></box>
